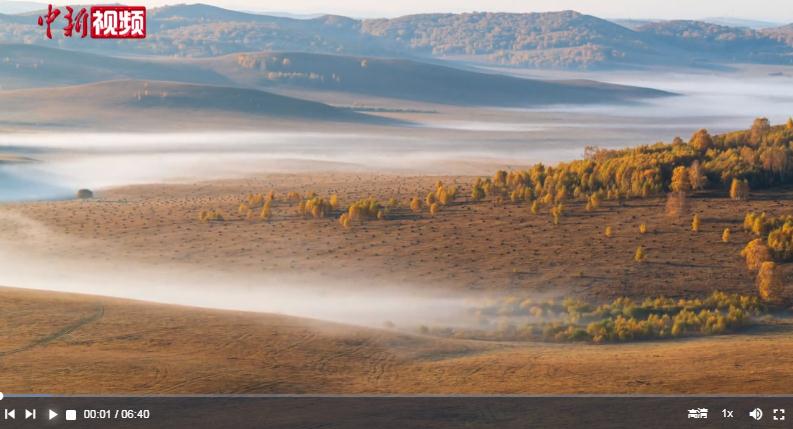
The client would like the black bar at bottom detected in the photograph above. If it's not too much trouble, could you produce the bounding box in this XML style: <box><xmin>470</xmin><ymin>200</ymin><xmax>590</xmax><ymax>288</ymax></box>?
<box><xmin>0</xmin><ymin>396</ymin><xmax>789</xmax><ymax>428</ymax></box>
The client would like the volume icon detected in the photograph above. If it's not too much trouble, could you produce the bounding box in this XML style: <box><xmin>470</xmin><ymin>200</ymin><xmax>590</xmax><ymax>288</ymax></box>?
<box><xmin>749</xmin><ymin>408</ymin><xmax>763</xmax><ymax>421</ymax></box>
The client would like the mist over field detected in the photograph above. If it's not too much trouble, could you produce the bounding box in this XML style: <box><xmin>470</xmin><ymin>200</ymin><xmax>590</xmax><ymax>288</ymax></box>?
<box><xmin>0</xmin><ymin>70</ymin><xmax>790</xmax><ymax>204</ymax></box>
<box><xmin>539</xmin><ymin>70</ymin><xmax>793</xmax><ymax>121</ymax></box>
<box><xmin>0</xmin><ymin>210</ymin><xmax>472</xmax><ymax>328</ymax></box>
<box><xmin>5</xmin><ymin>3</ymin><xmax>793</xmax><ymax>399</ymax></box>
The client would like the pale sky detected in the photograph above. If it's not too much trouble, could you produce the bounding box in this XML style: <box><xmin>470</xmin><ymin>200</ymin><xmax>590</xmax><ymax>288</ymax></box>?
<box><xmin>126</xmin><ymin>0</ymin><xmax>793</xmax><ymax>22</ymax></box>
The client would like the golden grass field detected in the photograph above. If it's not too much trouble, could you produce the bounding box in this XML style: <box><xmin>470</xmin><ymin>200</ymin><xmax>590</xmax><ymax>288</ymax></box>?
<box><xmin>2</xmin><ymin>172</ymin><xmax>793</xmax><ymax>393</ymax></box>
<box><xmin>2</xmin><ymin>286</ymin><xmax>793</xmax><ymax>394</ymax></box>
<box><xmin>5</xmin><ymin>173</ymin><xmax>787</xmax><ymax>299</ymax></box>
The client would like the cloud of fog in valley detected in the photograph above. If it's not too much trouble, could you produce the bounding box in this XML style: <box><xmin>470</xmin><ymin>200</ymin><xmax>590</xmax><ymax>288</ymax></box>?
<box><xmin>0</xmin><ymin>211</ymin><xmax>476</xmax><ymax>328</ymax></box>
<box><xmin>0</xmin><ymin>70</ymin><xmax>789</xmax><ymax>202</ymax></box>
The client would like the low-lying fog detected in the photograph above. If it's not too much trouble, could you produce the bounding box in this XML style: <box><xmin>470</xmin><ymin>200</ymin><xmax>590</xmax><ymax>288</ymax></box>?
<box><xmin>0</xmin><ymin>212</ymin><xmax>474</xmax><ymax>328</ymax></box>
<box><xmin>1</xmin><ymin>70</ymin><xmax>791</xmax><ymax>202</ymax></box>
<box><xmin>0</xmin><ymin>69</ymin><xmax>790</xmax><ymax>322</ymax></box>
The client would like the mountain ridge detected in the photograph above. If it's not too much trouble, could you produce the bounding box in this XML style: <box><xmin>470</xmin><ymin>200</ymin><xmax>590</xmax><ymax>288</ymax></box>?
<box><xmin>1</xmin><ymin>4</ymin><xmax>791</xmax><ymax>70</ymax></box>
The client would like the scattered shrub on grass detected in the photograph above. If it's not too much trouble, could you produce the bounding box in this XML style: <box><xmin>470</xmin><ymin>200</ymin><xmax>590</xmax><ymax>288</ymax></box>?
<box><xmin>442</xmin><ymin>291</ymin><xmax>762</xmax><ymax>344</ymax></box>
<box><xmin>199</xmin><ymin>209</ymin><xmax>225</xmax><ymax>222</ymax></box>
<box><xmin>339</xmin><ymin>213</ymin><xmax>351</xmax><ymax>229</ymax></box>
<box><xmin>76</xmin><ymin>189</ymin><xmax>93</xmax><ymax>199</ymax></box>
<box><xmin>435</xmin><ymin>182</ymin><xmax>457</xmax><ymax>206</ymax></box>
<box><xmin>604</xmin><ymin>225</ymin><xmax>613</xmax><ymax>238</ymax></box>
<box><xmin>346</xmin><ymin>197</ymin><xmax>384</xmax><ymax>223</ymax></box>
<box><xmin>722</xmin><ymin>228</ymin><xmax>731</xmax><ymax>243</ymax></box>
<box><xmin>299</xmin><ymin>197</ymin><xmax>334</xmax><ymax>219</ymax></box>
<box><xmin>260</xmin><ymin>200</ymin><xmax>272</xmax><ymax>220</ymax></box>
<box><xmin>742</xmin><ymin>238</ymin><xmax>772</xmax><ymax>271</ymax></box>
<box><xmin>425</xmin><ymin>192</ymin><xmax>436</xmax><ymax>207</ymax></box>
<box><xmin>691</xmin><ymin>214</ymin><xmax>701</xmax><ymax>232</ymax></box>
<box><xmin>634</xmin><ymin>245</ymin><xmax>646</xmax><ymax>262</ymax></box>
<box><xmin>329</xmin><ymin>194</ymin><xmax>340</xmax><ymax>210</ymax></box>
<box><xmin>246</xmin><ymin>193</ymin><xmax>267</xmax><ymax>208</ymax></box>
<box><xmin>585</xmin><ymin>193</ymin><xmax>600</xmax><ymax>211</ymax></box>
<box><xmin>744</xmin><ymin>212</ymin><xmax>793</xmax><ymax>238</ymax></box>
<box><xmin>550</xmin><ymin>203</ymin><xmax>564</xmax><ymax>225</ymax></box>
<box><xmin>409</xmin><ymin>197</ymin><xmax>422</xmax><ymax>213</ymax></box>
<box><xmin>639</xmin><ymin>223</ymin><xmax>648</xmax><ymax>234</ymax></box>
<box><xmin>429</xmin><ymin>203</ymin><xmax>439</xmax><ymax>216</ymax></box>
<box><xmin>767</xmin><ymin>223</ymin><xmax>793</xmax><ymax>261</ymax></box>
<box><xmin>757</xmin><ymin>261</ymin><xmax>786</xmax><ymax>305</ymax></box>
<box><xmin>471</xmin><ymin>183</ymin><xmax>485</xmax><ymax>201</ymax></box>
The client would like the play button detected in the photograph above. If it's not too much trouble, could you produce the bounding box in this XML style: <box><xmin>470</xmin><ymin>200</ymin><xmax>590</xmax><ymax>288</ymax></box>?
<box><xmin>48</xmin><ymin>410</ymin><xmax>58</xmax><ymax>420</ymax></box>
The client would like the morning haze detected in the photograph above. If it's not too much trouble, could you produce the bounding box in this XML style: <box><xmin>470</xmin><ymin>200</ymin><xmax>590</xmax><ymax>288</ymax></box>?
<box><xmin>0</xmin><ymin>0</ymin><xmax>792</xmax><ymax>404</ymax></box>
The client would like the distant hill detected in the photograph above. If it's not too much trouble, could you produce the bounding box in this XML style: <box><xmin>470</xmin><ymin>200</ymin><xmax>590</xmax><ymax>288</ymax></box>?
<box><xmin>0</xmin><ymin>44</ymin><xmax>230</xmax><ymax>89</ymax></box>
<box><xmin>636</xmin><ymin>20</ymin><xmax>790</xmax><ymax>63</ymax></box>
<box><xmin>0</xmin><ymin>80</ymin><xmax>387</xmax><ymax>129</ymax></box>
<box><xmin>197</xmin><ymin>51</ymin><xmax>672</xmax><ymax>106</ymax></box>
<box><xmin>0</xmin><ymin>44</ymin><xmax>673</xmax><ymax>107</ymax></box>
<box><xmin>763</xmin><ymin>24</ymin><xmax>793</xmax><ymax>47</ymax></box>
<box><xmin>1</xmin><ymin>4</ymin><xmax>792</xmax><ymax>70</ymax></box>
<box><xmin>702</xmin><ymin>17</ymin><xmax>782</xmax><ymax>30</ymax></box>
<box><xmin>611</xmin><ymin>19</ymin><xmax>659</xmax><ymax>30</ymax></box>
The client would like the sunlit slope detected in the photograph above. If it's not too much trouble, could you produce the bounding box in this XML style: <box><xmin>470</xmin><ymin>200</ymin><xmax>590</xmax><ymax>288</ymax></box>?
<box><xmin>3</xmin><ymin>286</ymin><xmax>793</xmax><ymax>394</ymax></box>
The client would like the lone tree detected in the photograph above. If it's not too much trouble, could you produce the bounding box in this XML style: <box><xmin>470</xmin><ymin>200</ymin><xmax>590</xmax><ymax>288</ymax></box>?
<box><xmin>471</xmin><ymin>184</ymin><xmax>485</xmax><ymax>201</ymax></box>
<box><xmin>757</xmin><ymin>261</ymin><xmax>785</xmax><ymax>305</ymax></box>
<box><xmin>787</xmin><ymin>117</ymin><xmax>793</xmax><ymax>130</ymax></box>
<box><xmin>691</xmin><ymin>214</ymin><xmax>701</xmax><ymax>232</ymax></box>
<box><xmin>409</xmin><ymin>197</ymin><xmax>422</xmax><ymax>213</ymax></box>
<box><xmin>688</xmin><ymin>161</ymin><xmax>707</xmax><ymax>191</ymax></box>
<box><xmin>429</xmin><ymin>203</ymin><xmax>439</xmax><ymax>216</ymax></box>
<box><xmin>750</xmin><ymin>117</ymin><xmax>771</xmax><ymax>145</ymax></box>
<box><xmin>670</xmin><ymin>166</ymin><xmax>691</xmax><ymax>192</ymax></box>
<box><xmin>339</xmin><ymin>213</ymin><xmax>351</xmax><ymax>229</ymax></box>
<box><xmin>634</xmin><ymin>246</ymin><xmax>646</xmax><ymax>263</ymax></box>
<box><xmin>76</xmin><ymin>189</ymin><xmax>94</xmax><ymax>199</ymax></box>
<box><xmin>550</xmin><ymin>203</ymin><xmax>564</xmax><ymax>225</ymax></box>
<box><xmin>689</xmin><ymin>129</ymin><xmax>713</xmax><ymax>153</ymax></box>
<box><xmin>729</xmin><ymin>178</ymin><xmax>750</xmax><ymax>200</ymax></box>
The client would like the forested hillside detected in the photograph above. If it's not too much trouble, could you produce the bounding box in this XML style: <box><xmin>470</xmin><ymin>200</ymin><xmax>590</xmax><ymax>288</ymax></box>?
<box><xmin>1</xmin><ymin>4</ymin><xmax>791</xmax><ymax>69</ymax></box>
